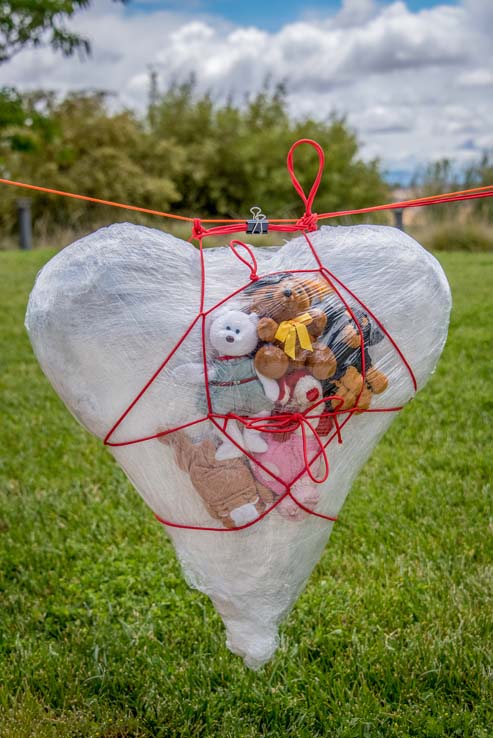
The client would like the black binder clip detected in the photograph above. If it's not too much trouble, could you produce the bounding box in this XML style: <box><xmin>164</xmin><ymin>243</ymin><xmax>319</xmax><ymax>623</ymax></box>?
<box><xmin>246</xmin><ymin>206</ymin><xmax>268</xmax><ymax>234</ymax></box>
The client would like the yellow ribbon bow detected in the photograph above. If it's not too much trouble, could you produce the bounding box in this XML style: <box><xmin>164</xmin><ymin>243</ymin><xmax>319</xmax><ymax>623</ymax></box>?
<box><xmin>274</xmin><ymin>313</ymin><xmax>314</xmax><ymax>359</ymax></box>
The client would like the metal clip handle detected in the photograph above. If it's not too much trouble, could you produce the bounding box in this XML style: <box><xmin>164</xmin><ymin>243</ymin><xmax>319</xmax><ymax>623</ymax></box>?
<box><xmin>246</xmin><ymin>205</ymin><xmax>268</xmax><ymax>234</ymax></box>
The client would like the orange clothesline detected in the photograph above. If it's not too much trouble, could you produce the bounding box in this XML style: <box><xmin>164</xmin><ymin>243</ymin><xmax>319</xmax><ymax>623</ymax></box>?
<box><xmin>0</xmin><ymin>176</ymin><xmax>492</xmax><ymax>224</ymax></box>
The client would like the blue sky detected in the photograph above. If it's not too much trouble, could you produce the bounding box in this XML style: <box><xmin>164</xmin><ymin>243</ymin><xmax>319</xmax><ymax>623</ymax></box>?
<box><xmin>129</xmin><ymin>0</ymin><xmax>458</xmax><ymax>29</ymax></box>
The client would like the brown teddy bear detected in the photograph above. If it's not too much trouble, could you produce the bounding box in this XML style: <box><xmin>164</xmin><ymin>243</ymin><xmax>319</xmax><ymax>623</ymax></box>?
<box><xmin>245</xmin><ymin>274</ymin><xmax>337</xmax><ymax>381</ymax></box>
<box><xmin>320</xmin><ymin>306</ymin><xmax>389</xmax><ymax>415</ymax></box>
<box><xmin>158</xmin><ymin>430</ymin><xmax>274</xmax><ymax>528</ymax></box>
<box><xmin>331</xmin><ymin>365</ymin><xmax>387</xmax><ymax>412</ymax></box>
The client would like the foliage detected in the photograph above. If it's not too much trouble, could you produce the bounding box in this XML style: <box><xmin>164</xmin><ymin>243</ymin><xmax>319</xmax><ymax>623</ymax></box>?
<box><xmin>0</xmin><ymin>0</ymin><xmax>124</xmax><ymax>64</ymax></box>
<box><xmin>0</xmin><ymin>88</ymin><xmax>181</xmax><ymax>235</ymax></box>
<box><xmin>0</xmin><ymin>81</ymin><xmax>389</xmax><ymax>240</ymax></box>
<box><xmin>0</xmin><ymin>249</ymin><xmax>492</xmax><ymax>737</ymax></box>
<box><xmin>413</xmin><ymin>155</ymin><xmax>493</xmax><ymax>223</ymax></box>
<box><xmin>149</xmin><ymin>80</ymin><xmax>388</xmax><ymax>219</ymax></box>
<box><xmin>410</xmin><ymin>221</ymin><xmax>493</xmax><ymax>252</ymax></box>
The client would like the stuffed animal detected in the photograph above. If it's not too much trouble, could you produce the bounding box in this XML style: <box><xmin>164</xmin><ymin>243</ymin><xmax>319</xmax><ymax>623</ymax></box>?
<box><xmin>277</xmin><ymin>368</ymin><xmax>324</xmax><ymax>410</ymax></box>
<box><xmin>319</xmin><ymin>303</ymin><xmax>389</xmax><ymax>412</ymax></box>
<box><xmin>179</xmin><ymin>309</ymin><xmax>278</xmax><ymax>460</ymax></box>
<box><xmin>245</xmin><ymin>274</ymin><xmax>337</xmax><ymax>381</ymax></box>
<box><xmin>250</xmin><ymin>431</ymin><xmax>322</xmax><ymax>521</ymax></box>
<box><xmin>250</xmin><ymin>369</ymin><xmax>326</xmax><ymax>521</ymax></box>
<box><xmin>158</xmin><ymin>431</ymin><xmax>274</xmax><ymax>528</ymax></box>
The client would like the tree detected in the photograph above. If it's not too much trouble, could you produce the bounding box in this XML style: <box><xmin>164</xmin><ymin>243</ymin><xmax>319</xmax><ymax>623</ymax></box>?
<box><xmin>149</xmin><ymin>79</ymin><xmax>389</xmax><ymax>218</ymax></box>
<box><xmin>0</xmin><ymin>90</ymin><xmax>182</xmax><ymax>234</ymax></box>
<box><xmin>0</xmin><ymin>1</ymin><xmax>125</xmax><ymax>64</ymax></box>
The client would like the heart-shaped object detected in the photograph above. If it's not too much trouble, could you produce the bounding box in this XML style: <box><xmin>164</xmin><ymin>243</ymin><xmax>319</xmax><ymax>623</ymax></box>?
<box><xmin>26</xmin><ymin>222</ymin><xmax>451</xmax><ymax>668</ymax></box>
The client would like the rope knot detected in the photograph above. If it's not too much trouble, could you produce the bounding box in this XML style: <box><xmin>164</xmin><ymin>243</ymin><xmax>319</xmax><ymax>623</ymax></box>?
<box><xmin>230</xmin><ymin>408</ymin><xmax>330</xmax><ymax>484</ymax></box>
<box><xmin>295</xmin><ymin>212</ymin><xmax>319</xmax><ymax>232</ymax></box>
<box><xmin>191</xmin><ymin>218</ymin><xmax>206</xmax><ymax>240</ymax></box>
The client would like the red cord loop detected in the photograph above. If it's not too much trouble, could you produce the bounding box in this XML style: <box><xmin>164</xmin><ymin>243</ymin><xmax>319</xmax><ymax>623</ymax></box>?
<box><xmin>231</xmin><ymin>407</ymin><xmax>330</xmax><ymax>485</ymax></box>
<box><xmin>229</xmin><ymin>240</ymin><xmax>259</xmax><ymax>281</ymax></box>
<box><xmin>287</xmin><ymin>138</ymin><xmax>325</xmax><ymax>219</ymax></box>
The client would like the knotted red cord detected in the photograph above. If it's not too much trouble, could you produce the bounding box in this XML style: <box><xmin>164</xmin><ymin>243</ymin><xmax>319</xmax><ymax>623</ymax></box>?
<box><xmin>287</xmin><ymin>139</ymin><xmax>324</xmax><ymax>211</ymax></box>
<box><xmin>295</xmin><ymin>212</ymin><xmax>319</xmax><ymax>232</ymax></box>
<box><xmin>229</xmin><ymin>240</ymin><xmax>258</xmax><ymax>281</ymax></box>
<box><xmin>190</xmin><ymin>218</ymin><xmax>206</xmax><ymax>240</ymax></box>
<box><xmin>287</xmin><ymin>138</ymin><xmax>324</xmax><ymax>231</ymax></box>
<box><xmin>232</xmin><ymin>410</ymin><xmax>330</xmax><ymax>484</ymax></box>
<box><xmin>189</xmin><ymin>138</ymin><xmax>325</xmax><ymax>240</ymax></box>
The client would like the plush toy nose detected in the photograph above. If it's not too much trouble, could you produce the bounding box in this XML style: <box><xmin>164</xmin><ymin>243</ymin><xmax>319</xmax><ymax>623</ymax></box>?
<box><xmin>226</xmin><ymin>335</ymin><xmax>235</xmax><ymax>343</ymax></box>
<box><xmin>307</xmin><ymin>387</ymin><xmax>320</xmax><ymax>402</ymax></box>
<box><xmin>283</xmin><ymin>288</ymin><xmax>292</xmax><ymax>297</ymax></box>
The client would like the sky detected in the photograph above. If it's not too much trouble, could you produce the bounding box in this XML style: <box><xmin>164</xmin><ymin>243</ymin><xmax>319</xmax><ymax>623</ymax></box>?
<box><xmin>126</xmin><ymin>0</ymin><xmax>458</xmax><ymax>30</ymax></box>
<box><xmin>1</xmin><ymin>0</ymin><xmax>492</xmax><ymax>182</ymax></box>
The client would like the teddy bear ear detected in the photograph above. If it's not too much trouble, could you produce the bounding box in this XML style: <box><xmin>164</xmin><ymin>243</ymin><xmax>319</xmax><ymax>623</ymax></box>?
<box><xmin>211</xmin><ymin>306</ymin><xmax>236</xmax><ymax>321</ymax></box>
<box><xmin>247</xmin><ymin>312</ymin><xmax>259</xmax><ymax>325</ymax></box>
<box><xmin>208</xmin><ymin>309</ymin><xmax>224</xmax><ymax>326</ymax></box>
<box><xmin>246</xmin><ymin>294</ymin><xmax>263</xmax><ymax>313</ymax></box>
<box><xmin>295</xmin><ymin>277</ymin><xmax>331</xmax><ymax>304</ymax></box>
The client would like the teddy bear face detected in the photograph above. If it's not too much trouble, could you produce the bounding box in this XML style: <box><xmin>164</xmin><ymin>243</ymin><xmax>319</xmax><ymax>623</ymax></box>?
<box><xmin>249</xmin><ymin>277</ymin><xmax>311</xmax><ymax>321</ymax></box>
<box><xmin>209</xmin><ymin>310</ymin><xmax>258</xmax><ymax>356</ymax></box>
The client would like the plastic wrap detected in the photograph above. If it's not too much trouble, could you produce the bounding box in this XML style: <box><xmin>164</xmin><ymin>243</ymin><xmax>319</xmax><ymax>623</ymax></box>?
<box><xmin>25</xmin><ymin>222</ymin><xmax>451</xmax><ymax>668</ymax></box>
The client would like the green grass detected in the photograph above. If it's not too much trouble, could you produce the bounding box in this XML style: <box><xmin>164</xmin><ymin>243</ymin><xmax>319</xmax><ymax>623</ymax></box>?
<box><xmin>0</xmin><ymin>249</ymin><xmax>492</xmax><ymax>738</ymax></box>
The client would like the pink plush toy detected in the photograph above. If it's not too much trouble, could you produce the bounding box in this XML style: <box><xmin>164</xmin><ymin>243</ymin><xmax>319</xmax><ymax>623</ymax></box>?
<box><xmin>250</xmin><ymin>432</ymin><xmax>323</xmax><ymax>521</ymax></box>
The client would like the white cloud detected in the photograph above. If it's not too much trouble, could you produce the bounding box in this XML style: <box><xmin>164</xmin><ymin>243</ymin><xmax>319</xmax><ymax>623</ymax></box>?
<box><xmin>458</xmin><ymin>68</ymin><xmax>493</xmax><ymax>87</ymax></box>
<box><xmin>335</xmin><ymin>0</ymin><xmax>379</xmax><ymax>28</ymax></box>
<box><xmin>0</xmin><ymin>0</ymin><xmax>491</xmax><ymax>177</ymax></box>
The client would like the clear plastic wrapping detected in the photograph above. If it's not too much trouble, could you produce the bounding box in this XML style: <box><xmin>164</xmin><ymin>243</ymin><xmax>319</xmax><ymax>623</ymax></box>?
<box><xmin>26</xmin><ymin>222</ymin><xmax>451</xmax><ymax>668</ymax></box>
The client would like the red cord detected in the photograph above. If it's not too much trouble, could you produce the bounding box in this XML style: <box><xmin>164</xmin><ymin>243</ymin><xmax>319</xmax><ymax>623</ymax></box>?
<box><xmin>287</xmin><ymin>139</ymin><xmax>324</xmax><ymax>212</ymax></box>
<box><xmin>229</xmin><ymin>240</ymin><xmax>259</xmax><ymax>281</ymax></box>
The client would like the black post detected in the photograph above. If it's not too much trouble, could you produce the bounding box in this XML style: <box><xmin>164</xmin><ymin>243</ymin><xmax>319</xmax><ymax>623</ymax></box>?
<box><xmin>17</xmin><ymin>198</ymin><xmax>33</xmax><ymax>250</ymax></box>
<box><xmin>393</xmin><ymin>208</ymin><xmax>404</xmax><ymax>232</ymax></box>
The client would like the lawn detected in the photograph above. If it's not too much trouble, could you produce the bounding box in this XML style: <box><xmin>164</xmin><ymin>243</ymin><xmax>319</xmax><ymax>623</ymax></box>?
<box><xmin>0</xmin><ymin>248</ymin><xmax>492</xmax><ymax>738</ymax></box>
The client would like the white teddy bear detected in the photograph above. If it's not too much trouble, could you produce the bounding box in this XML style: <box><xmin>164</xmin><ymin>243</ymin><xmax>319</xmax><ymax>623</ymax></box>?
<box><xmin>180</xmin><ymin>310</ymin><xmax>279</xmax><ymax>460</ymax></box>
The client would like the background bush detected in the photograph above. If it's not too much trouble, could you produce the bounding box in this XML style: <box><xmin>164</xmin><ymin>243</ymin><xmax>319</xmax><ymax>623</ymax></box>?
<box><xmin>421</xmin><ymin>222</ymin><xmax>492</xmax><ymax>252</ymax></box>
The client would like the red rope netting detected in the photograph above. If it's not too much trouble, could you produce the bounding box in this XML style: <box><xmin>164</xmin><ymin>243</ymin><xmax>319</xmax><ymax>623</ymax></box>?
<box><xmin>7</xmin><ymin>139</ymin><xmax>490</xmax><ymax>531</ymax></box>
<box><xmin>101</xmin><ymin>140</ymin><xmax>418</xmax><ymax>531</ymax></box>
